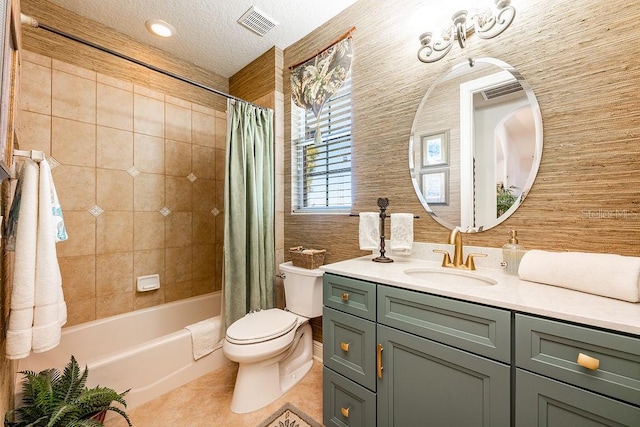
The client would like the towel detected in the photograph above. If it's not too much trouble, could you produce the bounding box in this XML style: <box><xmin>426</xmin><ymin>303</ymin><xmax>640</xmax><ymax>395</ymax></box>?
<box><xmin>359</xmin><ymin>212</ymin><xmax>379</xmax><ymax>251</ymax></box>
<box><xmin>6</xmin><ymin>159</ymin><xmax>67</xmax><ymax>359</ymax></box>
<box><xmin>518</xmin><ymin>250</ymin><xmax>640</xmax><ymax>303</ymax></box>
<box><xmin>32</xmin><ymin>159</ymin><xmax>67</xmax><ymax>353</ymax></box>
<box><xmin>185</xmin><ymin>317</ymin><xmax>223</xmax><ymax>360</ymax></box>
<box><xmin>7</xmin><ymin>160</ymin><xmax>39</xmax><ymax>359</ymax></box>
<box><xmin>390</xmin><ymin>213</ymin><xmax>414</xmax><ymax>255</ymax></box>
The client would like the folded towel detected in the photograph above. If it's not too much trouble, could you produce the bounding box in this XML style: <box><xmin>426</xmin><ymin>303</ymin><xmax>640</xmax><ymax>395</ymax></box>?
<box><xmin>518</xmin><ymin>250</ymin><xmax>640</xmax><ymax>303</ymax></box>
<box><xmin>390</xmin><ymin>213</ymin><xmax>414</xmax><ymax>255</ymax></box>
<box><xmin>185</xmin><ymin>317</ymin><xmax>223</xmax><ymax>360</ymax></box>
<box><xmin>359</xmin><ymin>212</ymin><xmax>379</xmax><ymax>251</ymax></box>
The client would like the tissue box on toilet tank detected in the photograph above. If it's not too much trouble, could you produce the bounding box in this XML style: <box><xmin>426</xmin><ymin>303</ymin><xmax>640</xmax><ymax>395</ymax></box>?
<box><xmin>289</xmin><ymin>246</ymin><xmax>326</xmax><ymax>269</ymax></box>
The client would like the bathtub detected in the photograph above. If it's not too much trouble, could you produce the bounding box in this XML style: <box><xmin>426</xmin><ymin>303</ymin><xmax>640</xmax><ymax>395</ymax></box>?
<box><xmin>16</xmin><ymin>292</ymin><xmax>228</xmax><ymax>411</ymax></box>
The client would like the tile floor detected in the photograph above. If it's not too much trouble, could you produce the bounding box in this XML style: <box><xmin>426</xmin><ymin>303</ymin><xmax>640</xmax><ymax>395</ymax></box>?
<box><xmin>104</xmin><ymin>359</ymin><xmax>323</xmax><ymax>426</ymax></box>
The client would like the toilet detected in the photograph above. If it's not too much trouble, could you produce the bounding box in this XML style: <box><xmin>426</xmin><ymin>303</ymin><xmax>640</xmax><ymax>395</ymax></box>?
<box><xmin>223</xmin><ymin>262</ymin><xmax>323</xmax><ymax>414</ymax></box>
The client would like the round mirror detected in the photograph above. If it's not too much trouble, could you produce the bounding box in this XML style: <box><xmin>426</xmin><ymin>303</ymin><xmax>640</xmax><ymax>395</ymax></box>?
<box><xmin>409</xmin><ymin>58</ymin><xmax>543</xmax><ymax>232</ymax></box>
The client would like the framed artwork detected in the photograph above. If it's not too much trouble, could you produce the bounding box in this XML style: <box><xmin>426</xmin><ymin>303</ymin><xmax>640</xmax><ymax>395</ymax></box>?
<box><xmin>421</xmin><ymin>130</ymin><xmax>449</xmax><ymax>167</ymax></box>
<box><xmin>422</xmin><ymin>169</ymin><xmax>449</xmax><ymax>205</ymax></box>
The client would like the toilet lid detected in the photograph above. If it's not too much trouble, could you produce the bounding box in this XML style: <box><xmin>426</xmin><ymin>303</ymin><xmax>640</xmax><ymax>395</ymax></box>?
<box><xmin>226</xmin><ymin>309</ymin><xmax>298</xmax><ymax>344</ymax></box>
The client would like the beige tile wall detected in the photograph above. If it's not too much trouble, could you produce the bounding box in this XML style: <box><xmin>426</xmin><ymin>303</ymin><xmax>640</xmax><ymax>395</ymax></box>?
<box><xmin>18</xmin><ymin>50</ymin><xmax>227</xmax><ymax>326</ymax></box>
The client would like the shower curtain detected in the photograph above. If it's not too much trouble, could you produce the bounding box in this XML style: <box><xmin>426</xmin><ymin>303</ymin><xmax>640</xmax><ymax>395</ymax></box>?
<box><xmin>223</xmin><ymin>99</ymin><xmax>275</xmax><ymax>327</ymax></box>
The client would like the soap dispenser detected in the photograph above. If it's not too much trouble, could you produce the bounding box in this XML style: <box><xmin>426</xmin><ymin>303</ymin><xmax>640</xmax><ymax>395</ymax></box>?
<box><xmin>502</xmin><ymin>230</ymin><xmax>524</xmax><ymax>275</ymax></box>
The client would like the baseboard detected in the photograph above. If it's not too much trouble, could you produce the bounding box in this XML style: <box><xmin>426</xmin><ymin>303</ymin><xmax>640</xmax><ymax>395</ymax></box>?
<box><xmin>312</xmin><ymin>340</ymin><xmax>323</xmax><ymax>363</ymax></box>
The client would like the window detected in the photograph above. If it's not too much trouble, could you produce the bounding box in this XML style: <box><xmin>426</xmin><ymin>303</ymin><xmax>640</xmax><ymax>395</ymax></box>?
<box><xmin>292</xmin><ymin>75</ymin><xmax>352</xmax><ymax>213</ymax></box>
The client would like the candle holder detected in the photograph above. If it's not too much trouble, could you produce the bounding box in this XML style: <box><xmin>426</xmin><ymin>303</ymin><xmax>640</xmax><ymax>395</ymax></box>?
<box><xmin>372</xmin><ymin>198</ymin><xmax>394</xmax><ymax>263</ymax></box>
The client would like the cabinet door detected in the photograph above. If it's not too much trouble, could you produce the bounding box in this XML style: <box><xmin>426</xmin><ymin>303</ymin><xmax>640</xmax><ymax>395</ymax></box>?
<box><xmin>377</xmin><ymin>325</ymin><xmax>510</xmax><ymax>427</ymax></box>
<box><xmin>516</xmin><ymin>369</ymin><xmax>640</xmax><ymax>427</ymax></box>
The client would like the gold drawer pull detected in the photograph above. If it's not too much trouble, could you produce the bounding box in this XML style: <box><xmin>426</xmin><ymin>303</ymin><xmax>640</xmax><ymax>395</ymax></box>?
<box><xmin>577</xmin><ymin>352</ymin><xmax>600</xmax><ymax>370</ymax></box>
<box><xmin>341</xmin><ymin>406</ymin><xmax>350</xmax><ymax>418</ymax></box>
<box><xmin>377</xmin><ymin>343</ymin><xmax>384</xmax><ymax>379</ymax></box>
<box><xmin>341</xmin><ymin>292</ymin><xmax>349</xmax><ymax>301</ymax></box>
<box><xmin>340</xmin><ymin>342</ymin><xmax>350</xmax><ymax>352</ymax></box>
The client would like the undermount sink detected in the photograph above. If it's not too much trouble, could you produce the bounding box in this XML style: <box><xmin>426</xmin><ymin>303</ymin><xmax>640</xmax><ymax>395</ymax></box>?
<box><xmin>403</xmin><ymin>268</ymin><xmax>497</xmax><ymax>286</ymax></box>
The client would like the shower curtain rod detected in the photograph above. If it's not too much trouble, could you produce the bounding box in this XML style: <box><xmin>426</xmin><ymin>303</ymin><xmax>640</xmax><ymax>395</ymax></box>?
<box><xmin>20</xmin><ymin>14</ymin><xmax>268</xmax><ymax>111</ymax></box>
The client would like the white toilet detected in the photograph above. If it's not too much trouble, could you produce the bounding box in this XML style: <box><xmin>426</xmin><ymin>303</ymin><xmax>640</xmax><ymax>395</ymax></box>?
<box><xmin>223</xmin><ymin>262</ymin><xmax>323</xmax><ymax>414</ymax></box>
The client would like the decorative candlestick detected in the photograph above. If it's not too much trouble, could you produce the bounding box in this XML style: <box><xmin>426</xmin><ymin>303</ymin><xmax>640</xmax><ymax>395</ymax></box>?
<box><xmin>372</xmin><ymin>197</ymin><xmax>394</xmax><ymax>263</ymax></box>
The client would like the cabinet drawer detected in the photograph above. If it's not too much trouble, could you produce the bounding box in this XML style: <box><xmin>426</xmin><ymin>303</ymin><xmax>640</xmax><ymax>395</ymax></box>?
<box><xmin>323</xmin><ymin>307</ymin><xmax>377</xmax><ymax>391</ymax></box>
<box><xmin>378</xmin><ymin>285</ymin><xmax>511</xmax><ymax>363</ymax></box>
<box><xmin>516</xmin><ymin>369</ymin><xmax>640</xmax><ymax>427</ymax></box>
<box><xmin>516</xmin><ymin>314</ymin><xmax>640</xmax><ymax>406</ymax></box>
<box><xmin>323</xmin><ymin>367</ymin><xmax>376</xmax><ymax>427</ymax></box>
<box><xmin>324</xmin><ymin>273</ymin><xmax>376</xmax><ymax>321</ymax></box>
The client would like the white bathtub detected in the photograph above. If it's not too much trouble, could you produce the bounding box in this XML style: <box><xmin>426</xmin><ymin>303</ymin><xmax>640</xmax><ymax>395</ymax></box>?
<box><xmin>16</xmin><ymin>292</ymin><xmax>227</xmax><ymax>411</ymax></box>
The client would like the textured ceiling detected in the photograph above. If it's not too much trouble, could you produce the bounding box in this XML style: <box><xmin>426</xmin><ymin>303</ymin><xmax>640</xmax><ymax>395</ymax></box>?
<box><xmin>48</xmin><ymin>0</ymin><xmax>359</xmax><ymax>78</ymax></box>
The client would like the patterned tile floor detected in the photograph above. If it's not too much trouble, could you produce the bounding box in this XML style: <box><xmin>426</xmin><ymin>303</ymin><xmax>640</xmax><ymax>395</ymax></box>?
<box><xmin>104</xmin><ymin>360</ymin><xmax>323</xmax><ymax>427</ymax></box>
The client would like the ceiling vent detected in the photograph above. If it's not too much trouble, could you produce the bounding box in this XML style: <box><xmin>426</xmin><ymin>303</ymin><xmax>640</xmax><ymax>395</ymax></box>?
<box><xmin>481</xmin><ymin>81</ymin><xmax>523</xmax><ymax>100</ymax></box>
<box><xmin>237</xmin><ymin>6</ymin><xmax>279</xmax><ymax>37</ymax></box>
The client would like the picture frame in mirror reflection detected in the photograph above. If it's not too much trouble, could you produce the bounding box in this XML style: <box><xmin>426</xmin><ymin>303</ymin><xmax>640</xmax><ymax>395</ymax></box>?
<box><xmin>421</xmin><ymin>169</ymin><xmax>449</xmax><ymax>205</ymax></box>
<box><xmin>421</xmin><ymin>130</ymin><xmax>449</xmax><ymax>167</ymax></box>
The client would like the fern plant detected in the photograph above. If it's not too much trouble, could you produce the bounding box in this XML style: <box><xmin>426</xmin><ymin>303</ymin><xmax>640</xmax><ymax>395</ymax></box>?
<box><xmin>5</xmin><ymin>355</ymin><xmax>132</xmax><ymax>427</ymax></box>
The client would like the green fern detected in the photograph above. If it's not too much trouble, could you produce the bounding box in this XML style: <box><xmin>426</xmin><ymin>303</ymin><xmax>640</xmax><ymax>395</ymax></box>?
<box><xmin>4</xmin><ymin>356</ymin><xmax>131</xmax><ymax>427</ymax></box>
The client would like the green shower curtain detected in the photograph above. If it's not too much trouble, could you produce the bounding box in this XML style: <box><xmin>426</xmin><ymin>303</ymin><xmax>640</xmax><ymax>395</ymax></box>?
<box><xmin>223</xmin><ymin>100</ymin><xmax>275</xmax><ymax>327</ymax></box>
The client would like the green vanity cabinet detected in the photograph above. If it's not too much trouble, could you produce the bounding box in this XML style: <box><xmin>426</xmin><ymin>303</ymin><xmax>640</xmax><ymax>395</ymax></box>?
<box><xmin>322</xmin><ymin>273</ymin><xmax>511</xmax><ymax>426</ymax></box>
<box><xmin>322</xmin><ymin>272</ymin><xmax>640</xmax><ymax>426</ymax></box>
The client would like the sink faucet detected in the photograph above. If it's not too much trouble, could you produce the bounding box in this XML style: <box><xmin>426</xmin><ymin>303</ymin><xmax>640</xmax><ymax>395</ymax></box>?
<box><xmin>433</xmin><ymin>229</ymin><xmax>487</xmax><ymax>270</ymax></box>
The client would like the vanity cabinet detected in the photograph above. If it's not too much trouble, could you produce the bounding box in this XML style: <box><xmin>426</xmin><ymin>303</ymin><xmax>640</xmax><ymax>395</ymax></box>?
<box><xmin>322</xmin><ymin>273</ymin><xmax>511</xmax><ymax>426</ymax></box>
<box><xmin>515</xmin><ymin>314</ymin><xmax>640</xmax><ymax>426</ymax></box>
<box><xmin>323</xmin><ymin>272</ymin><xmax>640</xmax><ymax>426</ymax></box>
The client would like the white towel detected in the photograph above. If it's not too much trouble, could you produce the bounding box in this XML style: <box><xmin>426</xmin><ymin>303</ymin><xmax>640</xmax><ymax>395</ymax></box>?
<box><xmin>518</xmin><ymin>250</ymin><xmax>640</xmax><ymax>303</ymax></box>
<box><xmin>185</xmin><ymin>317</ymin><xmax>223</xmax><ymax>360</ymax></box>
<box><xmin>390</xmin><ymin>213</ymin><xmax>414</xmax><ymax>255</ymax></box>
<box><xmin>7</xmin><ymin>160</ymin><xmax>39</xmax><ymax>359</ymax></box>
<box><xmin>6</xmin><ymin>159</ymin><xmax>67</xmax><ymax>359</ymax></box>
<box><xmin>32</xmin><ymin>159</ymin><xmax>67</xmax><ymax>353</ymax></box>
<box><xmin>359</xmin><ymin>212</ymin><xmax>379</xmax><ymax>251</ymax></box>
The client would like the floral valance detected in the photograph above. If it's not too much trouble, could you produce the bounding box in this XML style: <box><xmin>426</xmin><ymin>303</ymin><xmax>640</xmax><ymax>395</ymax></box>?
<box><xmin>290</xmin><ymin>36</ymin><xmax>353</xmax><ymax>120</ymax></box>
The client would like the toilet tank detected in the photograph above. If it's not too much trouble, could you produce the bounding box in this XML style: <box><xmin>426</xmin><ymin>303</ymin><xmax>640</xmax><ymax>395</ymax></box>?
<box><xmin>279</xmin><ymin>262</ymin><xmax>324</xmax><ymax>318</ymax></box>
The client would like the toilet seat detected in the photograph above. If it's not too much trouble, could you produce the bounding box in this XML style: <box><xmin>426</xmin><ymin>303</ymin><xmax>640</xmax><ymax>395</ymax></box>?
<box><xmin>226</xmin><ymin>309</ymin><xmax>298</xmax><ymax>345</ymax></box>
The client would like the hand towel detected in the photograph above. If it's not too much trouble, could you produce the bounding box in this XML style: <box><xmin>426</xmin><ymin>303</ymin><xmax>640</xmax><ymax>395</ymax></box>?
<box><xmin>359</xmin><ymin>212</ymin><xmax>379</xmax><ymax>251</ymax></box>
<box><xmin>32</xmin><ymin>159</ymin><xmax>67</xmax><ymax>353</ymax></box>
<box><xmin>518</xmin><ymin>250</ymin><xmax>640</xmax><ymax>303</ymax></box>
<box><xmin>185</xmin><ymin>317</ymin><xmax>223</xmax><ymax>360</ymax></box>
<box><xmin>7</xmin><ymin>160</ymin><xmax>39</xmax><ymax>359</ymax></box>
<box><xmin>390</xmin><ymin>213</ymin><xmax>414</xmax><ymax>255</ymax></box>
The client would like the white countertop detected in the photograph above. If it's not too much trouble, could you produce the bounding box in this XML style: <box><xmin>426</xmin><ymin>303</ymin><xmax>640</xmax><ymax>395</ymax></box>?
<box><xmin>320</xmin><ymin>255</ymin><xmax>640</xmax><ymax>336</ymax></box>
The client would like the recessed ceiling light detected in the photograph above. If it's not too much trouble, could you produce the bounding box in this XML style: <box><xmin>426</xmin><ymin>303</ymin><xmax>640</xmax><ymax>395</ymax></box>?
<box><xmin>145</xmin><ymin>19</ymin><xmax>175</xmax><ymax>37</ymax></box>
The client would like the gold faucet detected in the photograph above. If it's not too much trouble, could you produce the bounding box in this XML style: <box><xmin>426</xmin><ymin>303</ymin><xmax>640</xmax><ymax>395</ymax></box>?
<box><xmin>433</xmin><ymin>229</ymin><xmax>487</xmax><ymax>270</ymax></box>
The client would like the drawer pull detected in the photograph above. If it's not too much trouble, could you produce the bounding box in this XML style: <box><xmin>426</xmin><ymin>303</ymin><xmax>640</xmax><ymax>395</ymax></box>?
<box><xmin>341</xmin><ymin>406</ymin><xmax>350</xmax><ymax>418</ymax></box>
<box><xmin>340</xmin><ymin>341</ymin><xmax>350</xmax><ymax>352</ymax></box>
<box><xmin>377</xmin><ymin>343</ymin><xmax>384</xmax><ymax>379</ymax></box>
<box><xmin>577</xmin><ymin>352</ymin><xmax>600</xmax><ymax>370</ymax></box>
<box><xmin>341</xmin><ymin>292</ymin><xmax>349</xmax><ymax>302</ymax></box>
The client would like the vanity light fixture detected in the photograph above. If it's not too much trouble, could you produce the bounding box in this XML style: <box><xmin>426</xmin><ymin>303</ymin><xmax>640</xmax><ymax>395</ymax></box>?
<box><xmin>417</xmin><ymin>0</ymin><xmax>515</xmax><ymax>63</ymax></box>
<box><xmin>145</xmin><ymin>19</ymin><xmax>176</xmax><ymax>38</ymax></box>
